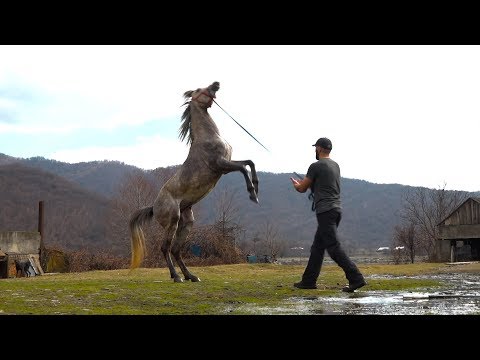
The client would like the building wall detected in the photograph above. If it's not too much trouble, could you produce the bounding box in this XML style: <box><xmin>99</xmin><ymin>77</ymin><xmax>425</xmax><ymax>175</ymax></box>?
<box><xmin>435</xmin><ymin>239</ymin><xmax>451</xmax><ymax>262</ymax></box>
<box><xmin>0</xmin><ymin>231</ymin><xmax>41</xmax><ymax>254</ymax></box>
<box><xmin>437</xmin><ymin>198</ymin><xmax>480</xmax><ymax>262</ymax></box>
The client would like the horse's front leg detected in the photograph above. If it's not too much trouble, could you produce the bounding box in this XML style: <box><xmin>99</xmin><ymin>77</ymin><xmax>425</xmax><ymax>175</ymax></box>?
<box><xmin>172</xmin><ymin>208</ymin><xmax>200</xmax><ymax>282</ymax></box>
<box><xmin>232</xmin><ymin>160</ymin><xmax>258</xmax><ymax>195</ymax></box>
<box><xmin>216</xmin><ymin>158</ymin><xmax>259</xmax><ymax>203</ymax></box>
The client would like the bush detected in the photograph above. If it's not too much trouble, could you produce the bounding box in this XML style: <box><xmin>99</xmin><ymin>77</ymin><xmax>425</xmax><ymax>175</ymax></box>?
<box><xmin>182</xmin><ymin>225</ymin><xmax>246</xmax><ymax>266</ymax></box>
<box><xmin>65</xmin><ymin>249</ymin><xmax>130</xmax><ymax>272</ymax></box>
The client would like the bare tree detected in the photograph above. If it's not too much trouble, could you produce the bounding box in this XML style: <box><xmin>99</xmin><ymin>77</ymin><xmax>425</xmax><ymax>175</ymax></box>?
<box><xmin>261</xmin><ymin>220</ymin><xmax>284</xmax><ymax>262</ymax></box>
<box><xmin>400</xmin><ymin>183</ymin><xmax>469</xmax><ymax>261</ymax></box>
<box><xmin>176</xmin><ymin>187</ymin><xmax>246</xmax><ymax>265</ymax></box>
<box><xmin>251</xmin><ymin>233</ymin><xmax>261</xmax><ymax>255</ymax></box>
<box><xmin>392</xmin><ymin>222</ymin><xmax>417</xmax><ymax>263</ymax></box>
<box><xmin>185</xmin><ymin>223</ymin><xmax>244</xmax><ymax>264</ymax></box>
<box><xmin>107</xmin><ymin>169</ymin><xmax>169</xmax><ymax>266</ymax></box>
<box><xmin>213</xmin><ymin>188</ymin><xmax>244</xmax><ymax>247</ymax></box>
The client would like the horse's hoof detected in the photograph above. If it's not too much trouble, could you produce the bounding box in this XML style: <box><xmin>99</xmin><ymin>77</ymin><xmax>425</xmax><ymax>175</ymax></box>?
<box><xmin>173</xmin><ymin>277</ymin><xmax>184</xmax><ymax>283</ymax></box>
<box><xmin>185</xmin><ymin>275</ymin><xmax>201</xmax><ymax>282</ymax></box>
<box><xmin>250</xmin><ymin>195</ymin><xmax>259</xmax><ymax>204</ymax></box>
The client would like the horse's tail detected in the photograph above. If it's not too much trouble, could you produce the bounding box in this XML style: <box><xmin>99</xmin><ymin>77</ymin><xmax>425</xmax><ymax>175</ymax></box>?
<box><xmin>129</xmin><ymin>206</ymin><xmax>154</xmax><ymax>269</ymax></box>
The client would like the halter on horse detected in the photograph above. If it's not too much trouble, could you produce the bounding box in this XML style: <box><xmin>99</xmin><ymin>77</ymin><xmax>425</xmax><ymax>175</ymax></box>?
<box><xmin>129</xmin><ymin>81</ymin><xmax>259</xmax><ymax>282</ymax></box>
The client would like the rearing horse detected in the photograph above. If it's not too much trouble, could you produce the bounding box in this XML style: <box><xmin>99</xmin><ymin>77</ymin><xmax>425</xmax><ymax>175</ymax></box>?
<box><xmin>129</xmin><ymin>81</ymin><xmax>259</xmax><ymax>282</ymax></box>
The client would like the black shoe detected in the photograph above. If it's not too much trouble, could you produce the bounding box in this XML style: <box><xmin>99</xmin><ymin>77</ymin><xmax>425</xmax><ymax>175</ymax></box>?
<box><xmin>342</xmin><ymin>279</ymin><xmax>367</xmax><ymax>293</ymax></box>
<box><xmin>294</xmin><ymin>281</ymin><xmax>317</xmax><ymax>289</ymax></box>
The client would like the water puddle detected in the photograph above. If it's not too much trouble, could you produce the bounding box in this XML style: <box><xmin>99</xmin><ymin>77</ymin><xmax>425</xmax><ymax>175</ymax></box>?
<box><xmin>300</xmin><ymin>273</ymin><xmax>480</xmax><ymax>315</ymax></box>
<box><xmin>240</xmin><ymin>273</ymin><xmax>480</xmax><ymax>315</ymax></box>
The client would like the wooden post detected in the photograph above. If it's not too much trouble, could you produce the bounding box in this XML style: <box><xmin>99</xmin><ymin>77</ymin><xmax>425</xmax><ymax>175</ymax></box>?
<box><xmin>450</xmin><ymin>240</ymin><xmax>456</xmax><ymax>263</ymax></box>
<box><xmin>38</xmin><ymin>201</ymin><xmax>45</xmax><ymax>261</ymax></box>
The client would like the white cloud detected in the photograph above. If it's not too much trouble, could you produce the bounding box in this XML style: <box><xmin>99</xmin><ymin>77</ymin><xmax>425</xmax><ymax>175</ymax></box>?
<box><xmin>50</xmin><ymin>135</ymin><xmax>190</xmax><ymax>169</ymax></box>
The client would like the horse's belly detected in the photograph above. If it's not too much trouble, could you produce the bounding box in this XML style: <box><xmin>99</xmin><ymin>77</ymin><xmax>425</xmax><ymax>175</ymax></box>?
<box><xmin>185</xmin><ymin>179</ymin><xmax>219</xmax><ymax>201</ymax></box>
<box><xmin>177</xmin><ymin>181</ymin><xmax>218</xmax><ymax>210</ymax></box>
<box><xmin>166</xmin><ymin>170</ymin><xmax>220</xmax><ymax>204</ymax></box>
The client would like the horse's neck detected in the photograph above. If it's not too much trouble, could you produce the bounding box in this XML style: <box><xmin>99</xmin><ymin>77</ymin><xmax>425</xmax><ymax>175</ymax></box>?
<box><xmin>190</xmin><ymin>104</ymin><xmax>221</xmax><ymax>140</ymax></box>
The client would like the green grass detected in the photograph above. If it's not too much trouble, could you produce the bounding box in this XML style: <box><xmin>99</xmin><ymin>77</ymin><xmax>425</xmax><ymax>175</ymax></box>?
<box><xmin>0</xmin><ymin>262</ymin><xmax>478</xmax><ymax>315</ymax></box>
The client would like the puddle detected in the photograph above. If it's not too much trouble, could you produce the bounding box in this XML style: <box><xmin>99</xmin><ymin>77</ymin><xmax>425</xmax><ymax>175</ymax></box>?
<box><xmin>239</xmin><ymin>273</ymin><xmax>480</xmax><ymax>315</ymax></box>
<box><xmin>302</xmin><ymin>273</ymin><xmax>480</xmax><ymax>315</ymax></box>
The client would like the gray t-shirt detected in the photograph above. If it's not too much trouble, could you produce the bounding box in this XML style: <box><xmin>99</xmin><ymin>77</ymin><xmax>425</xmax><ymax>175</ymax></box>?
<box><xmin>306</xmin><ymin>158</ymin><xmax>342</xmax><ymax>214</ymax></box>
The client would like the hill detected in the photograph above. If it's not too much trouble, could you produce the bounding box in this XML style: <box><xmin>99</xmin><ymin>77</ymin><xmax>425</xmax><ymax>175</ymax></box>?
<box><xmin>0</xmin><ymin>154</ymin><xmax>430</xmax><ymax>255</ymax></box>
<box><xmin>0</xmin><ymin>163</ymin><xmax>123</xmax><ymax>253</ymax></box>
<box><xmin>194</xmin><ymin>171</ymin><xmax>410</xmax><ymax>253</ymax></box>
<box><xmin>0</xmin><ymin>154</ymin><xmax>139</xmax><ymax>197</ymax></box>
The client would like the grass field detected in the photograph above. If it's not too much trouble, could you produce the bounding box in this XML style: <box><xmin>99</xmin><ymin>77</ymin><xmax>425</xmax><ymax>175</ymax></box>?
<box><xmin>1</xmin><ymin>262</ymin><xmax>479</xmax><ymax>315</ymax></box>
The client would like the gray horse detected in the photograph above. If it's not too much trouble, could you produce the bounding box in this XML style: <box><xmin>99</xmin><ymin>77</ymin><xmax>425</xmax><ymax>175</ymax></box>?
<box><xmin>130</xmin><ymin>81</ymin><xmax>259</xmax><ymax>282</ymax></box>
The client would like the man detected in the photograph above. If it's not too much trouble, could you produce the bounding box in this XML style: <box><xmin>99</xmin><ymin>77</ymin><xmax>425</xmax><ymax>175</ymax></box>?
<box><xmin>290</xmin><ymin>137</ymin><xmax>366</xmax><ymax>292</ymax></box>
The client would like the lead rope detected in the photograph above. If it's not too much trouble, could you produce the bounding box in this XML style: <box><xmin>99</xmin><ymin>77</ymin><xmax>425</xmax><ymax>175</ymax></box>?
<box><xmin>212</xmin><ymin>99</ymin><xmax>270</xmax><ymax>152</ymax></box>
<box><xmin>308</xmin><ymin>193</ymin><xmax>316</xmax><ymax>212</ymax></box>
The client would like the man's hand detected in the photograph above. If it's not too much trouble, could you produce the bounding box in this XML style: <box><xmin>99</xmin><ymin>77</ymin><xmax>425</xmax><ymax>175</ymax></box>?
<box><xmin>290</xmin><ymin>176</ymin><xmax>312</xmax><ymax>193</ymax></box>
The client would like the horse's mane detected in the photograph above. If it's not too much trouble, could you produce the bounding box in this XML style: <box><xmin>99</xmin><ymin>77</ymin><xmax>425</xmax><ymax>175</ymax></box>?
<box><xmin>179</xmin><ymin>90</ymin><xmax>194</xmax><ymax>145</ymax></box>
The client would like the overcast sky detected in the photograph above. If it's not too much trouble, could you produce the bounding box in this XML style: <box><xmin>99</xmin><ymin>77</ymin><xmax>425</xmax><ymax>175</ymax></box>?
<box><xmin>1</xmin><ymin>45</ymin><xmax>479</xmax><ymax>192</ymax></box>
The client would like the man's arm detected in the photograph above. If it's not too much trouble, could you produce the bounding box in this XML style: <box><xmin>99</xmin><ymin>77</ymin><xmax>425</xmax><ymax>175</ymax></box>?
<box><xmin>290</xmin><ymin>176</ymin><xmax>313</xmax><ymax>193</ymax></box>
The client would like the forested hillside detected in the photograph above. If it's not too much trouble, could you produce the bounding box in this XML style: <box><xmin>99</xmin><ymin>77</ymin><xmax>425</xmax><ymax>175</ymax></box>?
<box><xmin>194</xmin><ymin>172</ymin><xmax>409</xmax><ymax>253</ymax></box>
<box><xmin>0</xmin><ymin>163</ymin><xmax>123</xmax><ymax>253</ymax></box>
<box><xmin>2</xmin><ymin>153</ymin><xmax>460</xmax><ymax>256</ymax></box>
<box><xmin>10</xmin><ymin>155</ymin><xmax>140</xmax><ymax>197</ymax></box>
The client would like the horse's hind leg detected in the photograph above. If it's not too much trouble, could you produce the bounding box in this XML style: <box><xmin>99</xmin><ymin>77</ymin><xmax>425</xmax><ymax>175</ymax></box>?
<box><xmin>158</xmin><ymin>208</ymin><xmax>183</xmax><ymax>283</ymax></box>
<box><xmin>216</xmin><ymin>159</ymin><xmax>259</xmax><ymax>203</ymax></box>
<box><xmin>172</xmin><ymin>208</ymin><xmax>200</xmax><ymax>282</ymax></box>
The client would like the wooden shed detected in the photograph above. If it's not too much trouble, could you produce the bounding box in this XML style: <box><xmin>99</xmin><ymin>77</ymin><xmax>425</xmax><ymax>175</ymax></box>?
<box><xmin>437</xmin><ymin>197</ymin><xmax>480</xmax><ymax>262</ymax></box>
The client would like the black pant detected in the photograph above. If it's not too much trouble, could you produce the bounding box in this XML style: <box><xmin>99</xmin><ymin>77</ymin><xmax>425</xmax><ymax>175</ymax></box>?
<box><xmin>302</xmin><ymin>208</ymin><xmax>364</xmax><ymax>285</ymax></box>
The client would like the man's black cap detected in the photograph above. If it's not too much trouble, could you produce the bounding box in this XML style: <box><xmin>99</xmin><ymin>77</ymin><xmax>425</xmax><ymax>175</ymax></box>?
<box><xmin>312</xmin><ymin>137</ymin><xmax>332</xmax><ymax>150</ymax></box>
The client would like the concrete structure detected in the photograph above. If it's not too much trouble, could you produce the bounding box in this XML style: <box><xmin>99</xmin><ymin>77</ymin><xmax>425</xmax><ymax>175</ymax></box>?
<box><xmin>0</xmin><ymin>231</ymin><xmax>43</xmax><ymax>278</ymax></box>
<box><xmin>0</xmin><ymin>231</ymin><xmax>41</xmax><ymax>253</ymax></box>
<box><xmin>437</xmin><ymin>197</ymin><xmax>480</xmax><ymax>262</ymax></box>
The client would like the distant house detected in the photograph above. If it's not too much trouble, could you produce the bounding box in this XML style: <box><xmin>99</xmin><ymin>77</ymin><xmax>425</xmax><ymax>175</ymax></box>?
<box><xmin>437</xmin><ymin>197</ymin><xmax>480</xmax><ymax>262</ymax></box>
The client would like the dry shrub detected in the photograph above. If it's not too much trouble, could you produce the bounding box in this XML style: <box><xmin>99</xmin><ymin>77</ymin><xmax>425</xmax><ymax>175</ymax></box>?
<box><xmin>42</xmin><ymin>222</ymin><xmax>245</xmax><ymax>273</ymax></box>
<box><xmin>136</xmin><ymin>223</ymin><xmax>245</xmax><ymax>267</ymax></box>
<box><xmin>65</xmin><ymin>248</ymin><xmax>129</xmax><ymax>272</ymax></box>
<box><xmin>41</xmin><ymin>222</ymin><xmax>244</xmax><ymax>272</ymax></box>
<box><xmin>182</xmin><ymin>225</ymin><xmax>245</xmax><ymax>266</ymax></box>
<box><xmin>141</xmin><ymin>229</ymin><xmax>168</xmax><ymax>268</ymax></box>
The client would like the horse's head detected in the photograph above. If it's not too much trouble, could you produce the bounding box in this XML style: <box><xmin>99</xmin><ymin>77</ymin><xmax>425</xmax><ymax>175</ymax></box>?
<box><xmin>184</xmin><ymin>81</ymin><xmax>220</xmax><ymax>109</ymax></box>
<box><xmin>180</xmin><ymin>82</ymin><xmax>221</xmax><ymax>144</ymax></box>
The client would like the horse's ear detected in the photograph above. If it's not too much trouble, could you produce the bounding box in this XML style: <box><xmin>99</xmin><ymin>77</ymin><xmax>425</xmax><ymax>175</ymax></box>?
<box><xmin>183</xmin><ymin>90</ymin><xmax>194</xmax><ymax>99</ymax></box>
